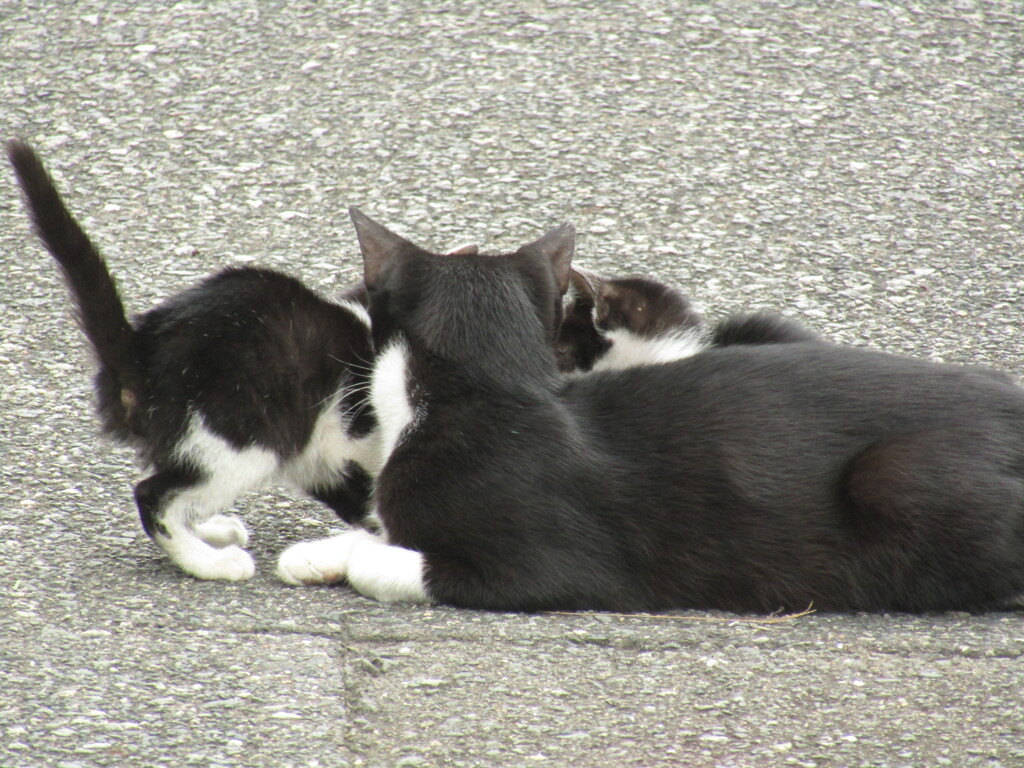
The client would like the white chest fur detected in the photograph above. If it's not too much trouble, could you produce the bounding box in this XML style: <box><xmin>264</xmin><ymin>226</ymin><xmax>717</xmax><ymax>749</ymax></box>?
<box><xmin>370</xmin><ymin>339</ymin><xmax>421</xmax><ymax>459</ymax></box>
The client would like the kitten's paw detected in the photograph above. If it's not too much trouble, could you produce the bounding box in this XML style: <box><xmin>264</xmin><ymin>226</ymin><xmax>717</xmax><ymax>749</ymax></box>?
<box><xmin>276</xmin><ymin>532</ymin><xmax>371</xmax><ymax>586</ymax></box>
<box><xmin>194</xmin><ymin>515</ymin><xmax>250</xmax><ymax>548</ymax></box>
<box><xmin>184</xmin><ymin>545</ymin><xmax>257</xmax><ymax>582</ymax></box>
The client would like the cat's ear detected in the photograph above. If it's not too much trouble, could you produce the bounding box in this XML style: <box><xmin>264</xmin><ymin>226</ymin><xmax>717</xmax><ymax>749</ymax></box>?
<box><xmin>350</xmin><ymin>207</ymin><xmax>417</xmax><ymax>290</ymax></box>
<box><xmin>570</xmin><ymin>267</ymin><xmax>610</xmax><ymax>324</ymax></box>
<box><xmin>446</xmin><ymin>243</ymin><xmax>479</xmax><ymax>256</ymax></box>
<box><xmin>519</xmin><ymin>223</ymin><xmax>575</xmax><ymax>294</ymax></box>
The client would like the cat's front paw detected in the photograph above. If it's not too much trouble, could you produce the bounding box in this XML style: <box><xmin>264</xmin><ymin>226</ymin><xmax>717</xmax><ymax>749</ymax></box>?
<box><xmin>276</xmin><ymin>532</ymin><xmax>372</xmax><ymax>586</ymax></box>
<box><xmin>184</xmin><ymin>545</ymin><xmax>256</xmax><ymax>582</ymax></box>
<box><xmin>194</xmin><ymin>514</ymin><xmax>250</xmax><ymax>548</ymax></box>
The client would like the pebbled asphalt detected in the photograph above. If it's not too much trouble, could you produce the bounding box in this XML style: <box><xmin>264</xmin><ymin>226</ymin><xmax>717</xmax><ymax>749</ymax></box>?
<box><xmin>1</xmin><ymin>2</ymin><xmax>1022</xmax><ymax>767</ymax></box>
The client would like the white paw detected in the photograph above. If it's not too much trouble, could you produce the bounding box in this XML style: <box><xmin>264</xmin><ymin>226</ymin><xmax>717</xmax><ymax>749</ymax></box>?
<box><xmin>276</xmin><ymin>531</ymin><xmax>373</xmax><ymax>586</ymax></box>
<box><xmin>194</xmin><ymin>514</ymin><xmax>250</xmax><ymax>548</ymax></box>
<box><xmin>174</xmin><ymin>544</ymin><xmax>256</xmax><ymax>582</ymax></box>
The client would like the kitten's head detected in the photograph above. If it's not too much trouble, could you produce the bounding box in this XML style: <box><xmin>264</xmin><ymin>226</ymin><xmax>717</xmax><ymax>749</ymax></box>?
<box><xmin>350</xmin><ymin>208</ymin><xmax>575</xmax><ymax>381</ymax></box>
<box><xmin>555</xmin><ymin>268</ymin><xmax>703</xmax><ymax>372</ymax></box>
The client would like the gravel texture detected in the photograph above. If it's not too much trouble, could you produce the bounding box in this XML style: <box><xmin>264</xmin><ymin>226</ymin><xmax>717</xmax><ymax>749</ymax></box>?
<box><xmin>1</xmin><ymin>1</ymin><xmax>1022</xmax><ymax>767</ymax></box>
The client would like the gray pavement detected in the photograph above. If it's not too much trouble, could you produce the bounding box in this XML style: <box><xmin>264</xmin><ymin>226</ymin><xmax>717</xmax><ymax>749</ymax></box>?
<box><xmin>1</xmin><ymin>2</ymin><xmax>1022</xmax><ymax>766</ymax></box>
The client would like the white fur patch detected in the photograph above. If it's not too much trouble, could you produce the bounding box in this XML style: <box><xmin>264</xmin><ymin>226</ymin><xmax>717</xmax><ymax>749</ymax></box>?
<box><xmin>158</xmin><ymin>525</ymin><xmax>256</xmax><ymax>581</ymax></box>
<box><xmin>149</xmin><ymin>385</ymin><xmax>386</xmax><ymax>580</ymax></box>
<box><xmin>174</xmin><ymin>414</ymin><xmax>282</xmax><ymax>497</ymax></box>
<box><xmin>283</xmin><ymin>395</ymin><xmax>384</xmax><ymax>489</ymax></box>
<box><xmin>194</xmin><ymin>514</ymin><xmax>250</xmax><ymax>548</ymax></box>
<box><xmin>371</xmin><ymin>339</ymin><xmax>421</xmax><ymax>459</ymax></box>
<box><xmin>335</xmin><ymin>298</ymin><xmax>372</xmax><ymax>331</ymax></box>
<box><xmin>277</xmin><ymin>532</ymin><xmax>361</xmax><ymax>585</ymax></box>
<box><xmin>592</xmin><ymin>327</ymin><xmax>708</xmax><ymax>371</ymax></box>
<box><xmin>347</xmin><ymin>533</ymin><xmax>430</xmax><ymax>603</ymax></box>
<box><xmin>277</xmin><ymin>529</ymin><xmax>430</xmax><ymax>603</ymax></box>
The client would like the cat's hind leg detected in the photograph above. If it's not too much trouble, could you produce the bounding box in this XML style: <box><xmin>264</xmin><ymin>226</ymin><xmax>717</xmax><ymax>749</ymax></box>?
<box><xmin>134</xmin><ymin>437</ymin><xmax>279</xmax><ymax>580</ymax></box>
<box><xmin>134</xmin><ymin>470</ymin><xmax>256</xmax><ymax>581</ymax></box>
<box><xmin>133</xmin><ymin>418</ymin><xmax>285</xmax><ymax>580</ymax></box>
<box><xmin>843</xmin><ymin>423</ymin><xmax>1024</xmax><ymax>609</ymax></box>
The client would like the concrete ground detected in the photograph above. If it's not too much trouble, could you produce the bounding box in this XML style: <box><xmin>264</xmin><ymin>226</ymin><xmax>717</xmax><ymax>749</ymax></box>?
<box><xmin>1</xmin><ymin>2</ymin><xmax>1022</xmax><ymax>766</ymax></box>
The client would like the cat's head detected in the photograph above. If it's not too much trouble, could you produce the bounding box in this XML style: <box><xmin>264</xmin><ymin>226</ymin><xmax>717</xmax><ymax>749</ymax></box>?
<box><xmin>556</xmin><ymin>268</ymin><xmax>703</xmax><ymax>372</ymax></box>
<box><xmin>349</xmin><ymin>207</ymin><xmax>575</xmax><ymax>380</ymax></box>
<box><xmin>334</xmin><ymin>243</ymin><xmax>481</xmax><ymax>310</ymax></box>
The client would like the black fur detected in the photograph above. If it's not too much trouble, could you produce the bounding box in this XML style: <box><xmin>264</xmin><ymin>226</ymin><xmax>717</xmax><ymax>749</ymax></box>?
<box><xmin>7</xmin><ymin>139</ymin><xmax>147</xmax><ymax>438</ymax></box>
<box><xmin>355</xmin><ymin>209</ymin><xmax>1024</xmax><ymax>613</ymax></box>
<box><xmin>124</xmin><ymin>266</ymin><xmax>376</xmax><ymax>464</ymax></box>
<box><xmin>710</xmin><ymin>311</ymin><xmax>820</xmax><ymax>347</ymax></box>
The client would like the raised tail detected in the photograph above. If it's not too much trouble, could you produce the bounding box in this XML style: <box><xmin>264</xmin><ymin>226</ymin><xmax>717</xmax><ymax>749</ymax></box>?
<box><xmin>7</xmin><ymin>139</ymin><xmax>146</xmax><ymax>436</ymax></box>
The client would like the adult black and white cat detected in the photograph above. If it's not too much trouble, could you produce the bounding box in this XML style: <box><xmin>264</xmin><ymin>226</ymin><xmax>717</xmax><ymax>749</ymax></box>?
<box><xmin>8</xmin><ymin>139</ymin><xmax>384</xmax><ymax>581</ymax></box>
<box><xmin>556</xmin><ymin>266</ymin><xmax>818</xmax><ymax>374</ymax></box>
<box><xmin>280</xmin><ymin>209</ymin><xmax>1024</xmax><ymax>613</ymax></box>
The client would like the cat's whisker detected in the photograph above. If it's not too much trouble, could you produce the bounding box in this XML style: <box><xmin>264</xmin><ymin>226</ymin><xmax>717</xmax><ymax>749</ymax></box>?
<box><xmin>340</xmin><ymin>355</ymin><xmax>377</xmax><ymax>377</ymax></box>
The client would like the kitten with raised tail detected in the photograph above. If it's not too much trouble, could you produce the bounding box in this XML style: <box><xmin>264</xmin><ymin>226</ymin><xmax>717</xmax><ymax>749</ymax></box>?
<box><xmin>280</xmin><ymin>210</ymin><xmax>1024</xmax><ymax>613</ymax></box>
<box><xmin>7</xmin><ymin>139</ymin><xmax>383</xmax><ymax>580</ymax></box>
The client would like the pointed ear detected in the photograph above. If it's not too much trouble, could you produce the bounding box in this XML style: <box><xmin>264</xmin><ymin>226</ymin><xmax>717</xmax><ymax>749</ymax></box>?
<box><xmin>569</xmin><ymin>266</ymin><xmax>600</xmax><ymax>301</ymax></box>
<box><xmin>570</xmin><ymin>267</ymin><xmax>610</xmax><ymax>323</ymax></box>
<box><xmin>349</xmin><ymin>207</ymin><xmax>417</xmax><ymax>289</ymax></box>
<box><xmin>519</xmin><ymin>223</ymin><xmax>575</xmax><ymax>294</ymax></box>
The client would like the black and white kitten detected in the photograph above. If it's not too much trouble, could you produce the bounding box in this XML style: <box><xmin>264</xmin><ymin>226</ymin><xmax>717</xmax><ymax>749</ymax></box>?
<box><xmin>557</xmin><ymin>266</ymin><xmax>818</xmax><ymax>374</ymax></box>
<box><xmin>8</xmin><ymin>140</ymin><xmax>383</xmax><ymax>581</ymax></box>
<box><xmin>280</xmin><ymin>209</ymin><xmax>1024</xmax><ymax>613</ymax></box>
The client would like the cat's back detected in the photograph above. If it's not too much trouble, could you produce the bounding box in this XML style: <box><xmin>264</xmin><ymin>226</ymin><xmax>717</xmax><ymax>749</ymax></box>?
<box><xmin>130</xmin><ymin>267</ymin><xmax>374</xmax><ymax>446</ymax></box>
<box><xmin>564</xmin><ymin>340</ymin><xmax>1024</xmax><ymax>449</ymax></box>
<box><xmin>136</xmin><ymin>267</ymin><xmax>370</xmax><ymax>361</ymax></box>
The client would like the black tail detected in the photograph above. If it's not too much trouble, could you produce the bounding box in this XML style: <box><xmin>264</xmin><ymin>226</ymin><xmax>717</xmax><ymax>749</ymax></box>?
<box><xmin>7</xmin><ymin>139</ymin><xmax>146</xmax><ymax>435</ymax></box>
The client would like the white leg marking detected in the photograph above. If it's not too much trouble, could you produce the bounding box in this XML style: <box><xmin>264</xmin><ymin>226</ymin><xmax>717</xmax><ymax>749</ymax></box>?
<box><xmin>277</xmin><ymin>530</ymin><xmax>430</xmax><ymax>603</ymax></box>
<box><xmin>194</xmin><ymin>514</ymin><xmax>250</xmax><ymax>548</ymax></box>
<box><xmin>157</xmin><ymin>502</ymin><xmax>256</xmax><ymax>582</ymax></box>
<box><xmin>282</xmin><ymin>396</ymin><xmax>384</xmax><ymax>492</ymax></box>
<box><xmin>276</xmin><ymin>532</ymin><xmax>364</xmax><ymax>585</ymax></box>
<box><xmin>151</xmin><ymin>414</ymin><xmax>278</xmax><ymax>580</ymax></box>
<box><xmin>347</xmin><ymin>534</ymin><xmax>430</xmax><ymax>604</ymax></box>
